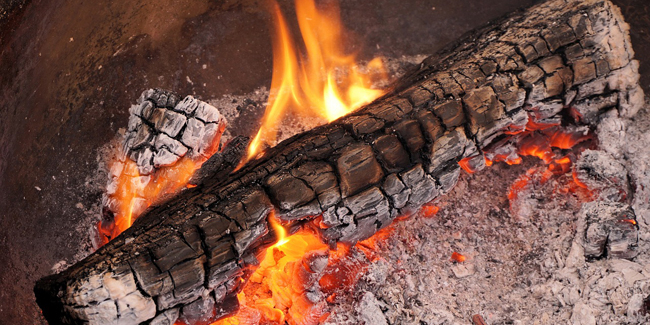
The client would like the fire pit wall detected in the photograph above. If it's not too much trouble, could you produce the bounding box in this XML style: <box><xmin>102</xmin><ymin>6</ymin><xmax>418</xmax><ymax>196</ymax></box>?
<box><xmin>34</xmin><ymin>0</ymin><xmax>645</xmax><ymax>324</ymax></box>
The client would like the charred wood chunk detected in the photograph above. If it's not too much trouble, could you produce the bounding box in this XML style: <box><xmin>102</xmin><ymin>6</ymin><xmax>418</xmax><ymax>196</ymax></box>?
<box><xmin>180</xmin><ymin>295</ymin><xmax>216</xmax><ymax>325</ymax></box>
<box><xmin>416</xmin><ymin>110</ymin><xmax>444</xmax><ymax>143</ymax></box>
<box><xmin>324</xmin><ymin>186</ymin><xmax>391</xmax><ymax>244</ymax></box>
<box><xmin>175</xmin><ymin>95</ymin><xmax>199</xmax><ymax>115</ymax></box>
<box><xmin>565</xmin><ymin>43</ymin><xmax>585</xmax><ymax>62</ymax></box>
<box><xmin>568</xmin><ymin>12</ymin><xmax>593</xmax><ymax>39</ymax></box>
<box><xmin>282</xmin><ymin>200</ymin><xmax>322</xmax><ymax>220</ymax></box>
<box><xmin>149</xmin><ymin>108</ymin><xmax>187</xmax><ymax>138</ymax></box>
<box><xmin>337</xmin><ymin>143</ymin><xmax>384</xmax><ymax>198</ymax></box>
<box><xmin>190</xmin><ymin>136</ymin><xmax>249</xmax><ymax>186</ymax></box>
<box><xmin>288</xmin><ymin>161</ymin><xmax>340</xmax><ymax>209</ymax></box>
<box><xmin>518</xmin><ymin>44</ymin><xmax>539</xmax><ymax>63</ymax></box>
<box><xmin>205</xmin><ymin>238</ymin><xmax>236</xmax><ymax>270</ymax></box>
<box><xmin>207</xmin><ymin>261</ymin><xmax>243</xmax><ymax>293</ymax></box>
<box><xmin>459</xmin><ymin>65</ymin><xmax>487</xmax><ymax>88</ymax></box>
<box><xmin>519</xmin><ymin>65</ymin><xmax>545</xmax><ymax>88</ymax></box>
<box><xmin>233</xmin><ymin>222</ymin><xmax>268</xmax><ymax>256</ymax></box>
<box><xmin>528</xmin><ymin>99</ymin><xmax>564</xmax><ymax>122</ymax></box>
<box><xmin>436</xmin><ymin>72</ymin><xmax>465</xmax><ymax>98</ymax></box>
<box><xmin>142</xmin><ymin>88</ymin><xmax>180</xmax><ymax>108</ymax></box>
<box><xmin>344</xmin><ymin>186</ymin><xmax>390</xmax><ymax>219</ymax></box>
<box><xmin>129</xmin><ymin>147</ymin><xmax>155</xmax><ymax>175</ymax></box>
<box><xmin>344</xmin><ymin>114</ymin><xmax>384</xmax><ymax>136</ymax></box>
<box><xmin>480</xmin><ymin>59</ymin><xmax>498</xmax><ymax>76</ymax></box>
<box><xmin>149</xmin><ymin>308</ymin><xmax>180</xmax><ymax>325</ymax></box>
<box><xmin>341</xmin><ymin>214</ymin><xmax>381</xmax><ymax>244</ymax></box>
<box><xmin>452</xmin><ymin>70</ymin><xmax>475</xmax><ymax>93</ymax></box>
<box><xmin>326</xmin><ymin>126</ymin><xmax>354</xmax><ymax>150</ymax></box>
<box><xmin>195</xmin><ymin>102</ymin><xmax>223</xmax><ymax>124</ymax></box>
<box><xmin>542</xmin><ymin>23</ymin><xmax>577</xmax><ymax>52</ymax></box>
<box><xmin>382</xmin><ymin>174</ymin><xmax>409</xmax><ymax>209</ymax></box>
<box><xmin>490</xmin><ymin>74</ymin><xmax>526</xmax><ymax>112</ymax></box>
<box><xmin>392</xmin><ymin>97</ymin><xmax>414</xmax><ymax>115</ymax></box>
<box><xmin>151</xmin><ymin>234</ymin><xmax>201</xmax><ymax>272</ymax></box>
<box><xmin>238</xmin><ymin>188</ymin><xmax>273</xmax><ymax>227</ymax></box>
<box><xmin>213</xmin><ymin>294</ymin><xmax>240</xmax><ymax>320</ymax></box>
<box><xmin>158</xmin><ymin>285</ymin><xmax>205</xmax><ymax>311</ymax></box>
<box><xmin>200</xmin><ymin>211</ymin><xmax>240</xmax><ymax>245</ymax></box>
<box><xmin>58</xmin><ymin>266</ymin><xmax>158</xmax><ymax>324</ymax></box>
<box><xmin>432</xmin><ymin>100</ymin><xmax>465</xmax><ymax>128</ymax></box>
<box><xmin>212</xmin><ymin>188</ymin><xmax>272</xmax><ymax>229</ymax></box>
<box><xmin>438</xmin><ymin>166</ymin><xmax>462</xmax><ymax>194</ymax></box>
<box><xmin>573</xmin><ymin>92</ymin><xmax>619</xmax><ymax>124</ymax></box>
<box><xmin>538</xmin><ymin>55</ymin><xmax>565</xmax><ymax>74</ymax></box>
<box><xmin>130</xmin><ymin>124</ymin><xmax>155</xmax><ymax>151</ymax></box>
<box><xmin>169</xmin><ymin>257</ymin><xmax>206</xmax><ymax>296</ymax></box>
<box><xmin>463</xmin><ymin>86</ymin><xmax>507</xmax><ymax>141</ymax></box>
<box><xmin>129</xmin><ymin>254</ymin><xmax>174</xmax><ymax>297</ymax></box>
<box><xmin>572</xmin><ymin>58</ymin><xmax>597</xmax><ymax>85</ymax></box>
<box><xmin>428</xmin><ymin>127</ymin><xmax>472</xmax><ymax>175</ymax></box>
<box><xmin>420</xmin><ymin>79</ymin><xmax>445</xmax><ymax>100</ymax></box>
<box><xmin>368</xmin><ymin>100</ymin><xmax>405</xmax><ymax>122</ymax></box>
<box><xmin>372</xmin><ymin>135</ymin><xmax>411</xmax><ymax>173</ymax></box>
<box><xmin>581</xmin><ymin>201</ymin><xmax>638</xmax><ymax>259</ymax></box>
<box><xmin>393</xmin><ymin>119</ymin><xmax>426</xmax><ymax>158</ymax></box>
<box><xmin>403</xmin><ymin>85</ymin><xmax>435</xmax><ymax>109</ymax></box>
<box><xmin>400</xmin><ymin>164</ymin><xmax>439</xmax><ymax>210</ymax></box>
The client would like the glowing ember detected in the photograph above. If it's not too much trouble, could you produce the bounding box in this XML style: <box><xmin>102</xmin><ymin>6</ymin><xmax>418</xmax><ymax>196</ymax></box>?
<box><xmin>207</xmin><ymin>216</ymin><xmax>393</xmax><ymax>325</ymax></box>
<box><xmin>420</xmin><ymin>205</ymin><xmax>440</xmax><ymax>218</ymax></box>
<box><xmin>481</xmin><ymin>114</ymin><xmax>597</xmax><ymax>208</ymax></box>
<box><xmin>450</xmin><ymin>252</ymin><xmax>466</xmax><ymax>263</ymax></box>
<box><xmin>458</xmin><ymin>157</ymin><xmax>478</xmax><ymax>174</ymax></box>
<box><xmin>99</xmin><ymin>155</ymin><xmax>218</xmax><ymax>245</ymax></box>
<box><xmin>246</xmin><ymin>0</ymin><xmax>388</xmax><ymax>161</ymax></box>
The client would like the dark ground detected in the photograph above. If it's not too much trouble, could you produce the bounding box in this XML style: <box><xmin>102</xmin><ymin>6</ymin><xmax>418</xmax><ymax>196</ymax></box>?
<box><xmin>0</xmin><ymin>0</ymin><xmax>648</xmax><ymax>324</ymax></box>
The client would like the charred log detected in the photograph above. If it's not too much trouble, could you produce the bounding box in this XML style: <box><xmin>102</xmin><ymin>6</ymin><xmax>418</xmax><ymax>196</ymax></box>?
<box><xmin>35</xmin><ymin>0</ymin><xmax>644</xmax><ymax>324</ymax></box>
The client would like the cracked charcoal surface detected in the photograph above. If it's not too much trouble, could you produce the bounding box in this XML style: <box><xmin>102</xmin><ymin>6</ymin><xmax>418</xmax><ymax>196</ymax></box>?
<box><xmin>33</xmin><ymin>0</ymin><xmax>646</xmax><ymax>324</ymax></box>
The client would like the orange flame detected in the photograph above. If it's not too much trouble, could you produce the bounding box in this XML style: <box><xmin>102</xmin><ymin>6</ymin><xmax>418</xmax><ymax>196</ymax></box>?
<box><xmin>99</xmin><ymin>133</ymin><xmax>224</xmax><ymax>245</ymax></box>
<box><xmin>246</xmin><ymin>0</ymin><xmax>387</xmax><ymax>161</ymax></box>
<box><xmin>209</xmin><ymin>215</ymin><xmax>394</xmax><ymax>325</ymax></box>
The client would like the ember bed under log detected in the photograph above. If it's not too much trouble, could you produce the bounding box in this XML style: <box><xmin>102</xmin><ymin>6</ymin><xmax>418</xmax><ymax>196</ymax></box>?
<box><xmin>34</xmin><ymin>0</ymin><xmax>645</xmax><ymax>324</ymax></box>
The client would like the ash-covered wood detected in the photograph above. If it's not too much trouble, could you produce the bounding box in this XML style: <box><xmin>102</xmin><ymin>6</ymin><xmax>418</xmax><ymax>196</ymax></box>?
<box><xmin>34</xmin><ymin>0</ymin><xmax>644</xmax><ymax>324</ymax></box>
<box><xmin>102</xmin><ymin>89</ymin><xmax>228</xmax><ymax>233</ymax></box>
<box><xmin>574</xmin><ymin>150</ymin><xmax>638</xmax><ymax>259</ymax></box>
<box><xmin>580</xmin><ymin>200</ymin><xmax>638</xmax><ymax>259</ymax></box>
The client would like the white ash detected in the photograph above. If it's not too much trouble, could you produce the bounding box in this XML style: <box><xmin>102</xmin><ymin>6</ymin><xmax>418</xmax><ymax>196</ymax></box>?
<box><xmin>324</xmin><ymin>102</ymin><xmax>650</xmax><ymax>325</ymax></box>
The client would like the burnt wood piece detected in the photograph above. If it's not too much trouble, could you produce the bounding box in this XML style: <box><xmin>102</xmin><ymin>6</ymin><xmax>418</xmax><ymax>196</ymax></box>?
<box><xmin>102</xmin><ymin>90</ymin><xmax>228</xmax><ymax>239</ymax></box>
<box><xmin>34</xmin><ymin>0</ymin><xmax>644</xmax><ymax>324</ymax></box>
<box><xmin>575</xmin><ymin>150</ymin><xmax>638</xmax><ymax>259</ymax></box>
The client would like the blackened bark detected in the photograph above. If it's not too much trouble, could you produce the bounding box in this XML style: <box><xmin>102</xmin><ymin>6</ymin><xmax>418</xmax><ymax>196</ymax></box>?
<box><xmin>34</xmin><ymin>0</ymin><xmax>644</xmax><ymax>324</ymax></box>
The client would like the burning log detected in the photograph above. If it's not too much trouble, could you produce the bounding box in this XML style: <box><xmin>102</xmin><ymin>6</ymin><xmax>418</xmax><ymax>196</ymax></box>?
<box><xmin>35</xmin><ymin>0</ymin><xmax>644</xmax><ymax>324</ymax></box>
<box><xmin>100</xmin><ymin>89</ymin><xmax>229</xmax><ymax>244</ymax></box>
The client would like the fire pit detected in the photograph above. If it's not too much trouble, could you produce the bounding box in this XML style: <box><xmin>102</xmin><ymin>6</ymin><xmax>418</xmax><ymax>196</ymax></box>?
<box><xmin>1</xmin><ymin>0</ymin><xmax>650</xmax><ymax>324</ymax></box>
